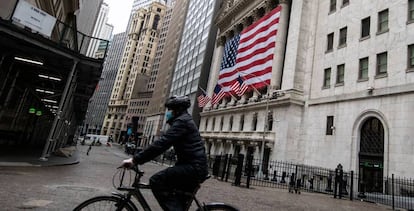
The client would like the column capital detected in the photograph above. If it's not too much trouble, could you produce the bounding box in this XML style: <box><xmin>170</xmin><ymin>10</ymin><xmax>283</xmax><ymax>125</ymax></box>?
<box><xmin>216</xmin><ymin>36</ymin><xmax>226</xmax><ymax>46</ymax></box>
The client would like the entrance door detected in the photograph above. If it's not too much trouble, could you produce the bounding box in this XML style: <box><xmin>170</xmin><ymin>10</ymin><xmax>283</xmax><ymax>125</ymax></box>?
<box><xmin>359</xmin><ymin>117</ymin><xmax>384</xmax><ymax>193</ymax></box>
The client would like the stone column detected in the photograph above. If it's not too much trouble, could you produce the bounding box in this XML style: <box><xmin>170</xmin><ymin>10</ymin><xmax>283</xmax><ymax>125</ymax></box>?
<box><xmin>270</xmin><ymin>0</ymin><xmax>290</xmax><ymax>90</ymax></box>
<box><xmin>205</xmin><ymin>33</ymin><xmax>226</xmax><ymax>110</ymax></box>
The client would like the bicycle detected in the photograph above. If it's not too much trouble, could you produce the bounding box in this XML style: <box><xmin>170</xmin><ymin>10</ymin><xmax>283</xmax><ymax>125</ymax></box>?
<box><xmin>73</xmin><ymin>165</ymin><xmax>239</xmax><ymax>211</ymax></box>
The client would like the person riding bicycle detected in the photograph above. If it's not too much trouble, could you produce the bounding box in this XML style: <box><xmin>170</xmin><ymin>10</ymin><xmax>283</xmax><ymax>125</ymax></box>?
<box><xmin>122</xmin><ymin>95</ymin><xmax>209</xmax><ymax>211</ymax></box>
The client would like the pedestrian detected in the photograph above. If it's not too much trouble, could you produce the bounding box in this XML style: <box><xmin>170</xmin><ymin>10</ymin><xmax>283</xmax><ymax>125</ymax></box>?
<box><xmin>121</xmin><ymin>96</ymin><xmax>209</xmax><ymax>211</ymax></box>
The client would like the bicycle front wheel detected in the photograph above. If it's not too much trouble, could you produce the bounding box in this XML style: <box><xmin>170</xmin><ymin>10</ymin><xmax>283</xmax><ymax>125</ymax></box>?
<box><xmin>73</xmin><ymin>195</ymin><xmax>135</xmax><ymax>211</ymax></box>
<box><xmin>198</xmin><ymin>203</ymin><xmax>239</xmax><ymax>211</ymax></box>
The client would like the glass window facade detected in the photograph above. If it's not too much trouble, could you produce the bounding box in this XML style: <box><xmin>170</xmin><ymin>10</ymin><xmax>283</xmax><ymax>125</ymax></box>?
<box><xmin>170</xmin><ymin>0</ymin><xmax>216</xmax><ymax>98</ymax></box>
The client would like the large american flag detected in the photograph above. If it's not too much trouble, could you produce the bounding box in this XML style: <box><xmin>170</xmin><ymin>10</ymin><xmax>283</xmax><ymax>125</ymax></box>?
<box><xmin>218</xmin><ymin>6</ymin><xmax>281</xmax><ymax>92</ymax></box>
<box><xmin>211</xmin><ymin>84</ymin><xmax>225</xmax><ymax>105</ymax></box>
<box><xmin>197</xmin><ymin>89</ymin><xmax>211</xmax><ymax>108</ymax></box>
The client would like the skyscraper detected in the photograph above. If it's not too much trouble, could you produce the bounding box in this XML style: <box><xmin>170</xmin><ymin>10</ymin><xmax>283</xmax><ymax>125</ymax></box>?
<box><xmin>85</xmin><ymin>32</ymin><xmax>127</xmax><ymax>135</ymax></box>
<box><xmin>143</xmin><ymin>0</ymin><xmax>188</xmax><ymax>145</ymax></box>
<box><xmin>103</xmin><ymin>2</ymin><xmax>166</xmax><ymax>142</ymax></box>
<box><xmin>86</xmin><ymin>2</ymin><xmax>113</xmax><ymax>58</ymax></box>
<box><xmin>169</xmin><ymin>0</ymin><xmax>220</xmax><ymax>125</ymax></box>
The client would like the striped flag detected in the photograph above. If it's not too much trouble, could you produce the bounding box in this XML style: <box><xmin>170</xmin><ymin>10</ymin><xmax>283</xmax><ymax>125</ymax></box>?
<box><xmin>211</xmin><ymin>84</ymin><xmax>225</xmax><ymax>105</ymax></box>
<box><xmin>218</xmin><ymin>6</ymin><xmax>281</xmax><ymax>91</ymax></box>
<box><xmin>197</xmin><ymin>90</ymin><xmax>211</xmax><ymax>108</ymax></box>
<box><xmin>230</xmin><ymin>75</ymin><xmax>249</xmax><ymax>96</ymax></box>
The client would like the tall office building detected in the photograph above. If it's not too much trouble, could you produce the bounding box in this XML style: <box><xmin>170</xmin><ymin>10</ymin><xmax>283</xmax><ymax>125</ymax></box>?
<box><xmin>103</xmin><ymin>2</ymin><xmax>166</xmax><ymax>142</ymax></box>
<box><xmin>85</xmin><ymin>32</ymin><xmax>127</xmax><ymax>135</ymax></box>
<box><xmin>86</xmin><ymin>2</ymin><xmax>112</xmax><ymax>58</ymax></box>
<box><xmin>169</xmin><ymin>0</ymin><xmax>220</xmax><ymax>125</ymax></box>
<box><xmin>143</xmin><ymin>0</ymin><xmax>187</xmax><ymax>145</ymax></box>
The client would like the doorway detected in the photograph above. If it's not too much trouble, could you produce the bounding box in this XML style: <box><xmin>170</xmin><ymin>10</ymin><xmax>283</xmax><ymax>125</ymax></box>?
<box><xmin>359</xmin><ymin>117</ymin><xmax>384</xmax><ymax>193</ymax></box>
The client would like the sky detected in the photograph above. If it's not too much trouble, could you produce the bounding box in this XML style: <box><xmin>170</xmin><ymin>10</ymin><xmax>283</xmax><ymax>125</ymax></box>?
<box><xmin>105</xmin><ymin>0</ymin><xmax>134</xmax><ymax>34</ymax></box>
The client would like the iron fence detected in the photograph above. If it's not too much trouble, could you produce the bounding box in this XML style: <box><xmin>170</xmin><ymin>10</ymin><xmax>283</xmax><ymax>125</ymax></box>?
<box><xmin>208</xmin><ymin>154</ymin><xmax>414</xmax><ymax>211</ymax></box>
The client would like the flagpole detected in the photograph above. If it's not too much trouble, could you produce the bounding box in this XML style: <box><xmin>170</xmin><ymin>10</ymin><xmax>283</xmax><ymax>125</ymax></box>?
<box><xmin>239</xmin><ymin>71</ymin><xmax>270</xmax><ymax>179</ymax></box>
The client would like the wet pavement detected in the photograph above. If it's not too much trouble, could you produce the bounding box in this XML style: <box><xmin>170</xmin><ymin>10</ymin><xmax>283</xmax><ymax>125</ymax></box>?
<box><xmin>0</xmin><ymin>144</ymin><xmax>392</xmax><ymax>211</ymax></box>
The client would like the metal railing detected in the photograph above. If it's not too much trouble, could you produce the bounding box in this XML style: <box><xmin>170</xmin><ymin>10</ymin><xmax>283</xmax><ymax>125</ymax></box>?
<box><xmin>208</xmin><ymin>154</ymin><xmax>414</xmax><ymax>210</ymax></box>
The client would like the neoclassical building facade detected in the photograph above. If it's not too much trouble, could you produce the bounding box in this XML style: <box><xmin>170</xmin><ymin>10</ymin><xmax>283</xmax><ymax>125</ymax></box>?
<box><xmin>200</xmin><ymin>0</ymin><xmax>414</xmax><ymax>183</ymax></box>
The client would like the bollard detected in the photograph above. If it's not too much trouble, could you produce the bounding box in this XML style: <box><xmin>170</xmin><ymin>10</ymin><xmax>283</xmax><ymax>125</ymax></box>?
<box><xmin>212</xmin><ymin>155</ymin><xmax>221</xmax><ymax>177</ymax></box>
<box><xmin>246</xmin><ymin>154</ymin><xmax>253</xmax><ymax>188</ymax></box>
<box><xmin>221</xmin><ymin>154</ymin><xmax>228</xmax><ymax>180</ymax></box>
<box><xmin>233</xmin><ymin>154</ymin><xmax>244</xmax><ymax>186</ymax></box>
<box><xmin>289</xmin><ymin>173</ymin><xmax>295</xmax><ymax>193</ymax></box>
<box><xmin>271</xmin><ymin>171</ymin><xmax>277</xmax><ymax>182</ymax></box>
<box><xmin>326</xmin><ymin>174</ymin><xmax>333</xmax><ymax>192</ymax></box>
<box><xmin>281</xmin><ymin>171</ymin><xmax>286</xmax><ymax>183</ymax></box>
<box><xmin>309</xmin><ymin>177</ymin><xmax>314</xmax><ymax>190</ymax></box>
<box><xmin>350</xmin><ymin>171</ymin><xmax>354</xmax><ymax>201</ymax></box>
<box><xmin>225</xmin><ymin>154</ymin><xmax>232</xmax><ymax>182</ymax></box>
<box><xmin>334</xmin><ymin>163</ymin><xmax>343</xmax><ymax>199</ymax></box>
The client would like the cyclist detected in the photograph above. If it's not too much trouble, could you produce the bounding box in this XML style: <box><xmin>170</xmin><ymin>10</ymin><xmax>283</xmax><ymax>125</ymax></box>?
<box><xmin>122</xmin><ymin>95</ymin><xmax>209</xmax><ymax>211</ymax></box>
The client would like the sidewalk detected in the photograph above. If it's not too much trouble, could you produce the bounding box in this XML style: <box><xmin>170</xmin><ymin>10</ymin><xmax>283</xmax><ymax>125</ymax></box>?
<box><xmin>0</xmin><ymin>145</ymin><xmax>80</xmax><ymax>167</ymax></box>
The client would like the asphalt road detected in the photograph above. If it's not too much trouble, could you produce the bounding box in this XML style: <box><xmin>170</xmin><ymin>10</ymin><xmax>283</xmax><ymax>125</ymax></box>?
<box><xmin>0</xmin><ymin>145</ymin><xmax>390</xmax><ymax>211</ymax></box>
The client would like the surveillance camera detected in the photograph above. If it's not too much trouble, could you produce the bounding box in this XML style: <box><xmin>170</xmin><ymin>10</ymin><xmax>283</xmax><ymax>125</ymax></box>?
<box><xmin>367</xmin><ymin>86</ymin><xmax>374</xmax><ymax>91</ymax></box>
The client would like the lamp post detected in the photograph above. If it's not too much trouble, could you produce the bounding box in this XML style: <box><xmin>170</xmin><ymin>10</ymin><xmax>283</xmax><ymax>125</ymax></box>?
<box><xmin>239</xmin><ymin>72</ymin><xmax>270</xmax><ymax>178</ymax></box>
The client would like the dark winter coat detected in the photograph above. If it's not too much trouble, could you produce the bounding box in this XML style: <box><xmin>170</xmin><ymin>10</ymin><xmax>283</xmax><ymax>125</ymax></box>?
<box><xmin>133</xmin><ymin>112</ymin><xmax>208</xmax><ymax>168</ymax></box>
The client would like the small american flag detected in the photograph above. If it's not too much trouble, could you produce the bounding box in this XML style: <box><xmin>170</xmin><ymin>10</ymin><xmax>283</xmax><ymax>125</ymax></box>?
<box><xmin>218</xmin><ymin>6</ymin><xmax>282</xmax><ymax>91</ymax></box>
<box><xmin>230</xmin><ymin>75</ymin><xmax>248</xmax><ymax>96</ymax></box>
<box><xmin>211</xmin><ymin>84</ymin><xmax>225</xmax><ymax>105</ymax></box>
<box><xmin>197</xmin><ymin>90</ymin><xmax>211</xmax><ymax>108</ymax></box>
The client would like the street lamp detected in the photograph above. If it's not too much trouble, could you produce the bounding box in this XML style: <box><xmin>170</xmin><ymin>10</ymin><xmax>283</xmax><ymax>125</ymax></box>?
<box><xmin>239</xmin><ymin>72</ymin><xmax>271</xmax><ymax>178</ymax></box>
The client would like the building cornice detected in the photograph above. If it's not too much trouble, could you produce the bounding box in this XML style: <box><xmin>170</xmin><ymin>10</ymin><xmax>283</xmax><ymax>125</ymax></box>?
<box><xmin>201</xmin><ymin>89</ymin><xmax>305</xmax><ymax>117</ymax></box>
<box><xmin>215</xmin><ymin>0</ymin><xmax>265</xmax><ymax>36</ymax></box>
<box><xmin>308</xmin><ymin>83</ymin><xmax>414</xmax><ymax>106</ymax></box>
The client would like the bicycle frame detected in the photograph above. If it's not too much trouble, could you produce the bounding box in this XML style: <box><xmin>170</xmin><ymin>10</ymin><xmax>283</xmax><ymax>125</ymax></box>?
<box><xmin>115</xmin><ymin>167</ymin><xmax>206</xmax><ymax>211</ymax></box>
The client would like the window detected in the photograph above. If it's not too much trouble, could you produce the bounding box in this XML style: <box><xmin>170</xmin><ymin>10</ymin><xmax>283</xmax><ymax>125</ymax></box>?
<box><xmin>359</xmin><ymin>57</ymin><xmax>369</xmax><ymax>80</ymax></box>
<box><xmin>342</xmin><ymin>0</ymin><xmax>349</xmax><ymax>7</ymax></box>
<box><xmin>252</xmin><ymin>113</ymin><xmax>258</xmax><ymax>131</ymax></box>
<box><xmin>267</xmin><ymin>112</ymin><xmax>273</xmax><ymax>131</ymax></box>
<box><xmin>336</xmin><ymin>64</ymin><xmax>345</xmax><ymax>84</ymax></box>
<box><xmin>229</xmin><ymin>116</ymin><xmax>233</xmax><ymax>131</ymax></box>
<box><xmin>326</xmin><ymin>116</ymin><xmax>334</xmax><ymax>135</ymax></box>
<box><xmin>205</xmin><ymin>118</ymin><xmax>208</xmax><ymax>131</ymax></box>
<box><xmin>409</xmin><ymin>0</ymin><xmax>414</xmax><ymax>22</ymax></box>
<box><xmin>329</xmin><ymin>0</ymin><xmax>336</xmax><ymax>13</ymax></box>
<box><xmin>361</xmin><ymin>17</ymin><xmax>371</xmax><ymax>38</ymax></box>
<box><xmin>376</xmin><ymin>52</ymin><xmax>387</xmax><ymax>75</ymax></box>
<box><xmin>220</xmin><ymin>117</ymin><xmax>224</xmax><ymax>131</ymax></box>
<box><xmin>409</xmin><ymin>44</ymin><xmax>414</xmax><ymax>69</ymax></box>
<box><xmin>327</xmin><ymin>33</ymin><xmax>334</xmax><ymax>51</ymax></box>
<box><xmin>239</xmin><ymin>115</ymin><xmax>244</xmax><ymax>131</ymax></box>
<box><xmin>323</xmin><ymin>68</ymin><xmax>331</xmax><ymax>88</ymax></box>
<box><xmin>339</xmin><ymin>27</ymin><xmax>347</xmax><ymax>46</ymax></box>
<box><xmin>378</xmin><ymin>9</ymin><xmax>389</xmax><ymax>33</ymax></box>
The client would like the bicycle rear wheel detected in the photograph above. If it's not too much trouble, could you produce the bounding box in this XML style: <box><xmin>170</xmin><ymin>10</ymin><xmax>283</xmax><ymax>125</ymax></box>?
<box><xmin>198</xmin><ymin>203</ymin><xmax>239</xmax><ymax>211</ymax></box>
<box><xmin>73</xmin><ymin>195</ymin><xmax>135</xmax><ymax>211</ymax></box>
